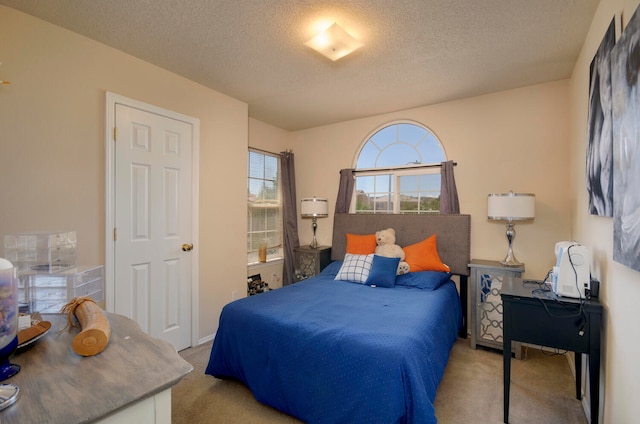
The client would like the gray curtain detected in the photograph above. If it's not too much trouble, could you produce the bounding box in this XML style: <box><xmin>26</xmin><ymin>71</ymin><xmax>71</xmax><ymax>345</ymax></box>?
<box><xmin>439</xmin><ymin>160</ymin><xmax>460</xmax><ymax>214</ymax></box>
<box><xmin>280</xmin><ymin>151</ymin><xmax>299</xmax><ymax>286</ymax></box>
<box><xmin>335</xmin><ymin>169</ymin><xmax>355</xmax><ymax>213</ymax></box>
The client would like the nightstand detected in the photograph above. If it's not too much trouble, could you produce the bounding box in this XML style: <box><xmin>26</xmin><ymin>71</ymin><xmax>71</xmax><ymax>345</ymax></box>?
<box><xmin>294</xmin><ymin>246</ymin><xmax>331</xmax><ymax>281</ymax></box>
<box><xmin>469</xmin><ymin>259</ymin><xmax>524</xmax><ymax>358</ymax></box>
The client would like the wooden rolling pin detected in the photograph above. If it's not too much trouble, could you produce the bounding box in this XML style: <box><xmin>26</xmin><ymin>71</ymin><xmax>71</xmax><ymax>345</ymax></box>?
<box><xmin>61</xmin><ymin>297</ymin><xmax>111</xmax><ymax>356</ymax></box>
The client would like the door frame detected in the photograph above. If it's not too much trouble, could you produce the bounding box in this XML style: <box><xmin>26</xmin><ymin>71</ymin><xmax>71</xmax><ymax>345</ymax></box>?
<box><xmin>105</xmin><ymin>91</ymin><xmax>200</xmax><ymax>347</ymax></box>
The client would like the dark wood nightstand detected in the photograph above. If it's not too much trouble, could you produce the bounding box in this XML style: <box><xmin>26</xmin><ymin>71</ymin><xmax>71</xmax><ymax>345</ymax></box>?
<box><xmin>293</xmin><ymin>246</ymin><xmax>331</xmax><ymax>282</ymax></box>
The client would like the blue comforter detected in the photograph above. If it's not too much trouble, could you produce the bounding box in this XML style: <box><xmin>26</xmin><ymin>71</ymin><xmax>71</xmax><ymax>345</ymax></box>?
<box><xmin>206</xmin><ymin>262</ymin><xmax>461</xmax><ymax>423</ymax></box>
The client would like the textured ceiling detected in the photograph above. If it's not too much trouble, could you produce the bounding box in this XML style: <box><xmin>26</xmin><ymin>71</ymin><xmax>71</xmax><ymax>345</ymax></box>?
<box><xmin>1</xmin><ymin>0</ymin><xmax>600</xmax><ymax>131</ymax></box>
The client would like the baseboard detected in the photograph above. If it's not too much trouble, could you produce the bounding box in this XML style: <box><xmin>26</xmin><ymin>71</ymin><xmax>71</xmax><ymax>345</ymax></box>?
<box><xmin>582</xmin><ymin>397</ymin><xmax>591</xmax><ymax>424</ymax></box>
<box><xmin>566</xmin><ymin>351</ymin><xmax>576</xmax><ymax>379</ymax></box>
<box><xmin>565</xmin><ymin>351</ymin><xmax>591</xmax><ymax>423</ymax></box>
<box><xmin>197</xmin><ymin>333</ymin><xmax>216</xmax><ymax>346</ymax></box>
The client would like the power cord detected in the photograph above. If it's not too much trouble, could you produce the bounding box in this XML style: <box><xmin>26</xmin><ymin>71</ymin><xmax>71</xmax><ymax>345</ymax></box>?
<box><xmin>527</xmin><ymin>247</ymin><xmax>588</xmax><ymax>336</ymax></box>
<box><xmin>567</xmin><ymin>244</ymin><xmax>589</xmax><ymax>335</ymax></box>
<box><xmin>525</xmin><ymin>269</ymin><xmax>553</xmax><ymax>297</ymax></box>
<box><xmin>567</xmin><ymin>244</ymin><xmax>584</xmax><ymax>303</ymax></box>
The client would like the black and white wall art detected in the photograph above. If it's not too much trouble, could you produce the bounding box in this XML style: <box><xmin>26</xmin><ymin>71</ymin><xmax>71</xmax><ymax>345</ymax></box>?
<box><xmin>587</xmin><ymin>19</ymin><xmax>615</xmax><ymax>217</ymax></box>
<box><xmin>611</xmin><ymin>6</ymin><xmax>640</xmax><ymax>271</ymax></box>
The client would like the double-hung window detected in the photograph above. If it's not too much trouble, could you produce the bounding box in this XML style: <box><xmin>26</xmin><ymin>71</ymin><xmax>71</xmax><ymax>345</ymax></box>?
<box><xmin>353</xmin><ymin>122</ymin><xmax>446</xmax><ymax>214</ymax></box>
<box><xmin>247</xmin><ymin>150</ymin><xmax>282</xmax><ymax>263</ymax></box>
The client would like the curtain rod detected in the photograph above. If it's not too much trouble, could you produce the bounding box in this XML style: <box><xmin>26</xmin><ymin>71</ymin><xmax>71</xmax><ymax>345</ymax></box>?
<box><xmin>249</xmin><ymin>147</ymin><xmax>278</xmax><ymax>155</ymax></box>
<box><xmin>353</xmin><ymin>161</ymin><xmax>457</xmax><ymax>174</ymax></box>
<box><xmin>249</xmin><ymin>147</ymin><xmax>293</xmax><ymax>156</ymax></box>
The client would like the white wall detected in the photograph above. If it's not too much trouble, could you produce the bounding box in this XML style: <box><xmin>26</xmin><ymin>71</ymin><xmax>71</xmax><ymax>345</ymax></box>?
<box><xmin>570</xmin><ymin>0</ymin><xmax>640</xmax><ymax>422</ymax></box>
<box><xmin>5</xmin><ymin>4</ymin><xmax>639</xmax><ymax>420</ymax></box>
<box><xmin>251</xmin><ymin>2</ymin><xmax>640</xmax><ymax>420</ymax></box>
<box><xmin>287</xmin><ymin>1</ymin><xmax>640</xmax><ymax>420</ymax></box>
<box><xmin>247</xmin><ymin>118</ymin><xmax>293</xmax><ymax>289</ymax></box>
<box><xmin>291</xmin><ymin>81</ymin><xmax>573</xmax><ymax>281</ymax></box>
<box><xmin>0</xmin><ymin>7</ymin><xmax>248</xmax><ymax>343</ymax></box>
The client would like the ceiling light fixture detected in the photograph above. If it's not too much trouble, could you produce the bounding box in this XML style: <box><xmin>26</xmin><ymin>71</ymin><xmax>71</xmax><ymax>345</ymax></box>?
<box><xmin>305</xmin><ymin>23</ymin><xmax>364</xmax><ymax>61</ymax></box>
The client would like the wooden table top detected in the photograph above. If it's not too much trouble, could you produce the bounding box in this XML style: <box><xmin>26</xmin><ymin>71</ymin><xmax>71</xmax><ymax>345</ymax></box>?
<box><xmin>0</xmin><ymin>312</ymin><xmax>193</xmax><ymax>423</ymax></box>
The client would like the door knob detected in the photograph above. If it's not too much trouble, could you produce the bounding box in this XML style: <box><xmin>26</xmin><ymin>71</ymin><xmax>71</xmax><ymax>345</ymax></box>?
<box><xmin>182</xmin><ymin>243</ymin><xmax>194</xmax><ymax>252</ymax></box>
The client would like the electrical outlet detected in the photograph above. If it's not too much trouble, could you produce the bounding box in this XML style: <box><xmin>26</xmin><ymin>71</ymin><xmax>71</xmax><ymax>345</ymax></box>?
<box><xmin>271</xmin><ymin>273</ymin><xmax>281</xmax><ymax>284</ymax></box>
<box><xmin>231</xmin><ymin>290</ymin><xmax>238</xmax><ymax>301</ymax></box>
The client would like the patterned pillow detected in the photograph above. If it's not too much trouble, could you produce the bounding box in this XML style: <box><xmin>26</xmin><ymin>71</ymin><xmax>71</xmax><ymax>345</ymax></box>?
<box><xmin>335</xmin><ymin>253</ymin><xmax>374</xmax><ymax>283</ymax></box>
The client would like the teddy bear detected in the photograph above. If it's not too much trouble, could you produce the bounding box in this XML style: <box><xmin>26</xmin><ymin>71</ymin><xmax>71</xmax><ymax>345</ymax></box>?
<box><xmin>374</xmin><ymin>228</ymin><xmax>410</xmax><ymax>275</ymax></box>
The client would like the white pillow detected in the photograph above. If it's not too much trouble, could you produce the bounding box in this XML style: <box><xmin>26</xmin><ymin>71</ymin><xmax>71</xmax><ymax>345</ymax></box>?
<box><xmin>335</xmin><ymin>253</ymin><xmax>374</xmax><ymax>284</ymax></box>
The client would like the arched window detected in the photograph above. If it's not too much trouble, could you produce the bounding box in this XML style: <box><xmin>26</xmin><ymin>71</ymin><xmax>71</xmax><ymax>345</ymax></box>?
<box><xmin>354</xmin><ymin>122</ymin><xmax>446</xmax><ymax>213</ymax></box>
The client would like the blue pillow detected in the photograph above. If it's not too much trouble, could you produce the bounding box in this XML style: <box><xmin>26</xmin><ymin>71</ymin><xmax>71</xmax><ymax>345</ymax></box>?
<box><xmin>365</xmin><ymin>255</ymin><xmax>400</xmax><ymax>288</ymax></box>
<box><xmin>335</xmin><ymin>253</ymin><xmax>374</xmax><ymax>283</ymax></box>
<box><xmin>395</xmin><ymin>271</ymin><xmax>451</xmax><ymax>290</ymax></box>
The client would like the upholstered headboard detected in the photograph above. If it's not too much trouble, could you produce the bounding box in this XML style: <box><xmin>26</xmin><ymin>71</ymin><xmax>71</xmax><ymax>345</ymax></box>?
<box><xmin>331</xmin><ymin>213</ymin><xmax>471</xmax><ymax>276</ymax></box>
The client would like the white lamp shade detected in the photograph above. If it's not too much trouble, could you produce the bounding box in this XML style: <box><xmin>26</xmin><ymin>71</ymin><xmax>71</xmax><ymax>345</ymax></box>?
<box><xmin>488</xmin><ymin>192</ymin><xmax>535</xmax><ymax>221</ymax></box>
<box><xmin>300</xmin><ymin>197</ymin><xmax>329</xmax><ymax>218</ymax></box>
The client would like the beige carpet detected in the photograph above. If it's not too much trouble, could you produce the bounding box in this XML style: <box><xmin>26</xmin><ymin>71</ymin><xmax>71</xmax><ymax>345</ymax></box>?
<box><xmin>172</xmin><ymin>338</ymin><xmax>587</xmax><ymax>423</ymax></box>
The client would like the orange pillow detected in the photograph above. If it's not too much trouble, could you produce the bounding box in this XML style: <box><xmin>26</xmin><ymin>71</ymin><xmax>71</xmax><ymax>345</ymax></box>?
<box><xmin>346</xmin><ymin>233</ymin><xmax>377</xmax><ymax>255</ymax></box>
<box><xmin>403</xmin><ymin>234</ymin><xmax>451</xmax><ymax>273</ymax></box>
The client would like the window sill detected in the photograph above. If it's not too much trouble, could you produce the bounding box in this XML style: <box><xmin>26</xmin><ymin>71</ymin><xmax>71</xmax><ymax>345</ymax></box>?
<box><xmin>248</xmin><ymin>258</ymin><xmax>284</xmax><ymax>270</ymax></box>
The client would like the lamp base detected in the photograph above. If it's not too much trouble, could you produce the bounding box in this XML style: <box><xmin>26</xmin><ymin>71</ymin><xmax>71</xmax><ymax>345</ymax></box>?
<box><xmin>501</xmin><ymin>221</ymin><xmax>524</xmax><ymax>268</ymax></box>
<box><xmin>500</xmin><ymin>257</ymin><xmax>524</xmax><ymax>267</ymax></box>
<box><xmin>309</xmin><ymin>218</ymin><xmax>319</xmax><ymax>249</ymax></box>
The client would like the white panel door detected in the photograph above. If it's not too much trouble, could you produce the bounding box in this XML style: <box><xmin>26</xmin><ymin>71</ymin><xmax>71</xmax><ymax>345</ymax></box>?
<box><xmin>114</xmin><ymin>104</ymin><xmax>193</xmax><ymax>351</ymax></box>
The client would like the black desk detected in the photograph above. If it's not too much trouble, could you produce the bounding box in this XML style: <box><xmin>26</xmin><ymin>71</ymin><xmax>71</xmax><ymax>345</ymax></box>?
<box><xmin>501</xmin><ymin>277</ymin><xmax>602</xmax><ymax>424</ymax></box>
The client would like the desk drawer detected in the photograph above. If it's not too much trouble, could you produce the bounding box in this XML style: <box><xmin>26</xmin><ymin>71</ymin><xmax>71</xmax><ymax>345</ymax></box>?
<box><xmin>503</xmin><ymin>298</ymin><xmax>589</xmax><ymax>353</ymax></box>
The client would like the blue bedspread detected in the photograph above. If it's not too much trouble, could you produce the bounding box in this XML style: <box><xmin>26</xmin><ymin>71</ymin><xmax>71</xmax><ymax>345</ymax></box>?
<box><xmin>206</xmin><ymin>263</ymin><xmax>461</xmax><ymax>423</ymax></box>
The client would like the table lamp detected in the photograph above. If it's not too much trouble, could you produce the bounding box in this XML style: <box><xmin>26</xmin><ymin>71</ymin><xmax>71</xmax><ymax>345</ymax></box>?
<box><xmin>300</xmin><ymin>197</ymin><xmax>328</xmax><ymax>248</ymax></box>
<box><xmin>487</xmin><ymin>191</ymin><xmax>535</xmax><ymax>267</ymax></box>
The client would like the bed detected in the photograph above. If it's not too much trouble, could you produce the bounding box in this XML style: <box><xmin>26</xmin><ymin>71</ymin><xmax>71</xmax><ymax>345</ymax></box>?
<box><xmin>206</xmin><ymin>213</ymin><xmax>471</xmax><ymax>423</ymax></box>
